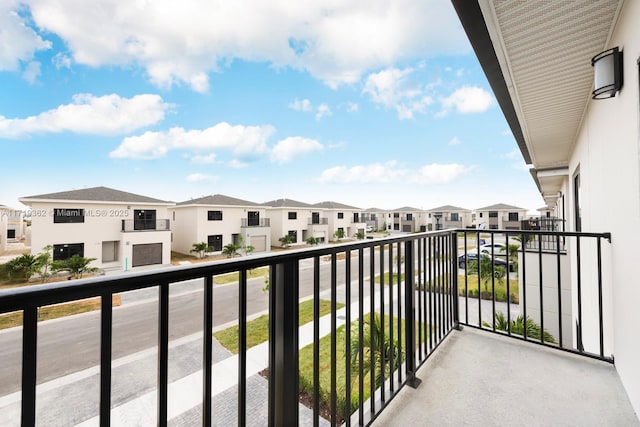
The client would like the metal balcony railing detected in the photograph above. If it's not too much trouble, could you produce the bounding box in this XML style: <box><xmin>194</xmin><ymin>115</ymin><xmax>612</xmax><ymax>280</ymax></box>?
<box><xmin>308</xmin><ymin>218</ymin><xmax>328</xmax><ymax>225</ymax></box>
<box><xmin>0</xmin><ymin>228</ymin><xmax>612</xmax><ymax>425</ymax></box>
<box><xmin>121</xmin><ymin>219</ymin><xmax>170</xmax><ymax>232</ymax></box>
<box><xmin>241</xmin><ymin>218</ymin><xmax>270</xmax><ymax>227</ymax></box>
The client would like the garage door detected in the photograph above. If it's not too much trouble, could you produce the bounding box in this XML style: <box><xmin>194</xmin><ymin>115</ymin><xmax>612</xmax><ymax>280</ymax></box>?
<box><xmin>132</xmin><ymin>243</ymin><xmax>163</xmax><ymax>267</ymax></box>
<box><xmin>250</xmin><ymin>235</ymin><xmax>266</xmax><ymax>252</ymax></box>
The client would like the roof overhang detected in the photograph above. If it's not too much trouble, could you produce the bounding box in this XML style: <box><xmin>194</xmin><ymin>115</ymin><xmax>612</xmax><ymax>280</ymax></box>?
<box><xmin>452</xmin><ymin>0</ymin><xmax>623</xmax><ymax>200</ymax></box>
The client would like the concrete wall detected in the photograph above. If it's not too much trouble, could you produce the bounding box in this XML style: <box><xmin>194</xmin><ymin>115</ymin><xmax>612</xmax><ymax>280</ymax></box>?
<box><xmin>565</xmin><ymin>0</ymin><xmax>640</xmax><ymax>413</ymax></box>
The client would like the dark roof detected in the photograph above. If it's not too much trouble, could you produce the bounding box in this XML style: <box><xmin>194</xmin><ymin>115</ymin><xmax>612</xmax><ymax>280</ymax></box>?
<box><xmin>476</xmin><ymin>203</ymin><xmax>525</xmax><ymax>211</ymax></box>
<box><xmin>392</xmin><ymin>206</ymin><xmax>423</xmax><ymax>212</ymax></box>
<box><xmin>262</xmin><ymin>198</ymin><xmax>314</xmax><ymax>208</ymax></box>
<box><xmin>176</xmin><ymin>194</ymin><xmax>260</xmax><ymax>207</ymax></box>
<box><xmin>312</xmin><ymin>201</ymin><xmax>361</xmax><ymax>210</ymax></box>
<box><xmin>427</xmin><ymin>205</ymin><xmax>470</xmax><ymax>212</ymax></box>
<box><xmin>20</xmin><ymin>186</ymin><xmax>172</xmax><ymax>204</ymax></box>
<box><xmin>363</xmin><ymin>207</ymin><xmax>387</xmax><ymax>212</ymax></box>
<box><xmin>450</xmin><ymin>0</ymin><xmax>531</xmax><ymax>164</ymax></box>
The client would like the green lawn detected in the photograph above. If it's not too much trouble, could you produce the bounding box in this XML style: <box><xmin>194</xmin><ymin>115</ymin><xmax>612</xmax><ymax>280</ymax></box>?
<box><xmin>213</xmin><ymin>299</ymin><xmax>344</xmax><ymax>354</ymax></box>
<box><xmin>213</xmin><ymin>266</ymin><xmax>270</xmax><ymax>285</ymax></box>
<box><xmin>458</xmin><ymin>275</ymin><xmax>519</xmax><ymax>303</ymax></box>
<box><xmin>374</xmin><ymin>272</ymin><xmax>405</xmax><ymax>285</ymax></box>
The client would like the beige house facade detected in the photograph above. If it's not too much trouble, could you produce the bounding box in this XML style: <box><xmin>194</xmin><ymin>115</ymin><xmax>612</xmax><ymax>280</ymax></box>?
<box><xmin>263</xmin><ymin>198</ymin><xmax>323</xmax><ymax>247</ymax></box>
<box><xmin>475</xmin><ymin>203</ymin><xmax>527</xmax><ymax>230</ymax></box>
<box><xmin>426</xmin><ymin>205</ymin><xmax>473</xmax><ymax>230</ymax></box>
<box><xmin>312</xmin><ymin>201</ymin><xmax>365</xmax><ymax>239</ymax></box>
<box><xmin>19</xmin><ymin>187</ymin><xmax>173</xmax><ymax>271</ymax></box>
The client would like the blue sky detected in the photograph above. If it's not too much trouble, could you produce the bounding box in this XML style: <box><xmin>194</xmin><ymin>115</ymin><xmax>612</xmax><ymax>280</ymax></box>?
<box><xmin>0</xmin><ymin>0</ymin><xmax>543</xmax><ymax>212</ymax></box>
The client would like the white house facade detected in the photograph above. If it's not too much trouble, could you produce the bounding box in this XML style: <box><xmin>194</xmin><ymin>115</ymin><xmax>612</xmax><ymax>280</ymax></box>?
<box><xmin>263</xmin><ymin>198</ymin><xmax>321</xmax><ymax>247</ymax></box>
<box><xmin>475</xmin><ymin>203</ymin><xmax>527</xmax><ymax>230</ymax></box>
<box><xmin>453</xmin><ymin>0</ymin><xmax>640</xmax><ymax>414</ymax></box>
<box><xmin>312</xmin><ymin>201</ymin><xmax>365</xmax><ymax>239</ymax></box>
<box><xmin>170</xmin><ymin>194</ymin><xmax>271</xmax><ymax>255</ymax></box>
<box><xmin>426</xmin><ymin>205</ymin><xmax>473</xmax><ymax>230</ymax></box>
<box><xmin>387</xmin><ymin>207</ymin><xmax>428</xmax><ymax>233</ymax></box>
<box><xmin>19</xmin><ymin>187</ymin><xmax>173</xmax><ymax>271</ymax></box>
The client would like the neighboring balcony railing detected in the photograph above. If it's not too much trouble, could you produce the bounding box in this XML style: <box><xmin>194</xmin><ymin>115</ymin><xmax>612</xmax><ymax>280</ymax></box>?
<box><xmin>121</xmin><ymin>219</ymin><xmax>170</xmax><ymax>232</ymax></box>
<box><xmin>241</xmin><ymin>218</ymin><xmax>270</xmax><ymax>227</ymax></box>
<box><xmin>0</xmin><ymin>228</ymin><xmax>612</xmax><ymax>426</ymax></box>
<box><xmin>308</xmin><ymin>218</ymin><xmax>328</xmax><ymax>225</ymax></box>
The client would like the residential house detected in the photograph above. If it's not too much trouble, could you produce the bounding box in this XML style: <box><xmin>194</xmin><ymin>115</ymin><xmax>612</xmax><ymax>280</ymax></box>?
<box><xmin>0</xmin><ymin>205</ymin><xmax>25</xmax><ymax>246</ymax></box>
<box><xmin>453</xmin><ymin>0</ymin><xmax>640</xmax><ymax>414</ymax></box>
<box><xmin>360</xmin><ymin>208</ymin><xmax>386</xmax><ymax>232</ymax></box>
<box><xmin>426</xmin><ymin>205</ymin><xmax>472</xmax><ymax>230</ymax></box>
<box><xmin>312</xmin><ymin>201</ymin><xmax>365</xmax><ymax>240</ymax></box>
<box><xmin>263</xmin><ymin>198</ymin><xmax>320</xmax><ymax>247</ymax></box>
<box><xmin>387</xmin><ymin>207</ymin><xmax>428</xmax><ymax>233</ymax></box>
<box><xmin>0</xmin><ymin>205</ymin><xmax>8</xmax><ymax>252</ymax></box>
<box><xmin>170</xmin><ymin>194</ymin><xmax>271</xmax><ymax>256</ymax></box>
<box><xmin>475</xmin><ymin>203</ymin><xmax>527</xmax><ymax>230</ymax></box>
<box><xmin>19</xmin><ymin>187</ymin><xmax>173</xmax><ymax>271</ymax></box>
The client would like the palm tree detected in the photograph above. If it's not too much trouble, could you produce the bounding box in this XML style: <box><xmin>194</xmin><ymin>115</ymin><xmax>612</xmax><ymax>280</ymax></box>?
<box><xmin>484</xmin><ymin>311</ymin><xmax>555</xmax><ymax>343</ymax></box>
<box><xmin>278</xmin><ymin>234</ymin><xmax>293</xmax><ymax>248</ymax></box>
<box><xmin>467</xmin><ymin>254</ymin><xmax>506</xmax><ymax>296</ymax></box>
<box><xmin>349</xmin><ymin>313</ymin><xmax>402</xmax><ymax>388</ymax></box>
<box><xmin>222</xmin><ymin>243</ymin><xmax>241</xmax><ymax>258</ymax></box>
<box><xmin>190</xmin><ymin>242</ymin><xmax>212</xmax><ymax>258</ymax></box>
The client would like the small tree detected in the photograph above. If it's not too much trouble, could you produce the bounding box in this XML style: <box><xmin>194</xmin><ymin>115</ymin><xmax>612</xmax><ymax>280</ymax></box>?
<box><xmin>467</xmin><ymin>254</ymin><xmax>506</xmax><ymax>295</ymax></box>
<box><xmin>484</xmin><ymin>311</ymin><xmax>555</xmax><ymax>343</ymax></box>
<box><xmin>222</xmin><ymin>243</ymin><xmax>241</xmax><ymax>258</ymax></box>
<box><xmin>36</xmin><ymin>245</ymin><xmax>53</xmax><ymax>283</ymax></box>
<box><xmin>190</xmin><ymin>242</ymin><xmax>212</xmax><ymax>258</ymax></box>
<box><xmin>5</xmin><ymin>254</ymin><xmax>40</xmax><ymax>280</ymax></box>
<box><xmin>354</xmin><ymin>231</ymin><xmax>365</xmax><ymax>240</ymax></box>
<box><xmin>305</xmin><ymin>236</ymin><xmax>320</xmax><ymax>246</ymax></box>
<box><xmin>279</xmin><ymin>234</ymin><xmax>293</xmax><ymax>248</ymax></box>
<box><xmin>244</xmin><ymin>244</ymin><xmax>255</xmax><ymax>256</ymax></box>
<box><xmin>333</xmin><ymin>229</ymin><xmax>345</xmax><ymax>242</ymax></box>
<box><xmin>51</xmin><ymin>255</ymin><xmax>98</xmax><ymax>279</ymax></box>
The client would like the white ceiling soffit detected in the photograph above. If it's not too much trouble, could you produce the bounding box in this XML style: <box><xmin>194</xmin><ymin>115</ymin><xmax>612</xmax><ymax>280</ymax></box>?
<box><xmin>479</xmin><ymin>0</ymin><xmax>622</xmax><ymax>169</ymax></box>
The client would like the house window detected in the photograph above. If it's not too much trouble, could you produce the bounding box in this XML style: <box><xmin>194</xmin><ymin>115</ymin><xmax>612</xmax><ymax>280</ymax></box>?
<box><xmin>288</xmin><ymin>230</ymin><xmax>298</xmax><ymax>243</ymax></box>
<box><xmin>232</xmin><ymin>233</ymin><xmax>241</xmax><ymax>245</ymax></box>
<box><xmin>54</xmin><ymin>208</ymin><xmax>84</xmax><ymax>223</ymax></box>
<box><xmin>207</xmin><ymin>235</ymin><xmax>223</xmax><ymax>251</ymax></box>
<box><xmin>7</xmin><ymin>229</ymin><xmax>15</xmax><ymax>239</ymax></box>
<box><xmin>353</xmin><ymin>213</ymin><xmax>359</xmax><ymax>222</ymax></box>
<box><xmin>288</xmin><ymin>212</ymin><xmax>297</xmax><ymax>220</ymax></box>
<box><xmin>172</xmin><ymin>211</ymin><xmax>175</xmax><ymax>221</ymax></box>
<box><xmin>247</xmin><ymin>211</ymin><xmax>259</xmax><ymax>226</ymax></box>
<box><xmin>371</xmin><ymin>214</ymin><xmax>377</xmax><ymax>220</ymax></box>
<box><xmin>208</xmin><ymin>210</ymin><xmax>223</xmax><ymax>221</ymax></box>
<box><xmin>393</xmin><ymin>213</ymin><xmax>399</xmax><ymax>218</ymax></box>
<box><xmin>406</xmin><ymin>213</ymin><xmax>413</xmax><ymax>220</ymax></box>
<box><xmin>508</xmin><ymin>212</ymin><xmax>519</xmax><ymax>221</ymax></box>
<box><xmin>394</xmin><ymin>224</ymin><xmax>399</xmax><ymax>230</ymax></box>
<box><xmin>488</xmin><ymin>212</ymin><xmax>498</xmax><ymax>218</ymax></box>
<box><xmin>134</xmin><ymin>209</ymin><xmax>156</xmax><ymax>230</ymax></box>
<box><xmin>479</xmin><ymin>213</ymin><xmax>483</xmax><ymax>218</ymax></box>
<box><xmin>102</xmin><ymin>241</ymin><xmax>119</xmax><ymax>263</ymax></box>
<box><xmin>451</xmin><ymin>213</ymin><xmax>459</xmax><ymax>222</ymax></box>
<box><xmin>574</xmin><ymin>172</ymin><xmax>582</xmax><ymax>232</ymax></box>
<box><xmin>312</xmin><ymin>212</ymin><xmax>320</xmax><ymax>224</ymax></box>
<box><xmin>337</xmin><ymin>212</ymin><xmax>344</xmax><ymax>219</ymax></box>
<box><xmin>53</xmin><ymin>243</ymin><xmax>84</xmax><ymax>261</ymax></box>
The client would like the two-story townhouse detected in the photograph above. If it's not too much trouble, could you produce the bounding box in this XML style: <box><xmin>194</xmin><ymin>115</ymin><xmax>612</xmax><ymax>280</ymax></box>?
<box><xmin>360</xmin><ymin>208</ymin><xmax>386</xmax><ymax>232</ymax></box>
<box><xmin>475</xmin><ymin>203</ymin><xmax>527</xmax><ymax>230</ymax></box>
<box><xmin>426</xmin><ymin>205</ymin><xmax>473</xmax><ymax>230</ymax></box>
<box><xmin>170</xmin><ymin>194</ymin><xmax>271</xmax><ymax>255</ymax></box>
<box><xmin>0</xmin><ymin>205</ymin><xmax>25</xmax><ymax>245</ymax></box>
<box><xmin>19</xmin><ymin>186</ymin><xmax>173</xmax><ymax>271</ymax></box>
<box><xmin>263</xmin><ymin>198</ymin><xmax>320</xmax><ymax>247</ymax></box>
<box><xmin>312</xmin><ymin>201</ymin><xmax>365</xmax><ymax>240</ymax></box>
<box><xmin>387</xmin><ymin>207</ymin><xmax>427</xmax><ymax>233</ymax></box>
<box><xmin>453</xmin><ymin>0</ymin><xmax>640</xmax><ymax>414</ymax></box>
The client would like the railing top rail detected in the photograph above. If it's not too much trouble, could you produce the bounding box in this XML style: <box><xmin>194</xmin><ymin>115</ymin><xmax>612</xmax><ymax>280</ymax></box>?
<box><xmin>452</xmin><ymin>228</ymin><xmax>611</xmax><ymax>241</ymax></box>
<box><xmin>0</xmin><ymin>229</ymin><xmax>453</xmax><ymax>313</ymax></box>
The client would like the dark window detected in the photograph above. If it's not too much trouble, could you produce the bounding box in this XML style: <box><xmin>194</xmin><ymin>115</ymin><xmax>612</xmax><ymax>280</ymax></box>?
<box><xmin>451</xmin><ymin>213</ymin><xmax>459</xmax><ymax>222</ymax></box>
<box><xmin>54</xmin><ymin>208</ymin><xmax>84</xmax><ymax>223</ymax></box>
<box><xmin>406</xmin><ymin>213</ymin><xmax>413</xmax><ymax>220</ymax></box>
<box><xmin>353</xmin><ymin>213</ymin><xmax>359</xmax><ymax>222</ymax></box>
<box><xmin>247</xmin><ymin>211</ymin><xmax>259</xmax><ymax>226</ymax></box>
<box><xmin>288</xmin><ymin>212</ymin><xmax>297</xmax><ymax>220</ymax></box>
<box><xmin>134</xmin><ymin>209</ymin><xmax>156</xmax><ymax>230</ymax></box>
<box><xmin>312</xmin><ymin>212</ymin><xmax>320</xmax><ymax>224</ymax></box>
<box><xmin>337</xmin><ymin>212</ymin><xmax>344</xmax><ymax>219</ymax></box>
<box><xmin>371</xmin><ymin>214</ymin><xmax>377</xmax><ymax>220</ymax></box>
<box><xmin>7</xmin><ymin>229</ymin><xmax>16</xmax><ymax>239</ymax></box>
<box><xmin>574</xmin><ymin>172</ymin><xmax>581</xmax><ymax>232</ymax></box>
<box><xmin>488</xmin><ymin>211</ymin><xmax>498</xmax><ymax>218</ymax></box>
<box><xmin>508</xmin><ymin>212</ymin><xmax>519</xmax><ymax>221</ymax></box>
<box><xmin>207</xmin><ymin>234</ymin><xmax>223</xmax><ymax>251</ymax></box>
<box><xmin>479</xmin><ymin>213</ymin><xmax>483</xmax><ymax>218</ymax></box>
<box><xmin>288</xmin><ymin>230</ymin><xmax>297</xmax><ymax>243</ymax></box>
<box><xmin>489</xmin><ymin>225</ymin><xmax>499</xmax><ymax>230</ymax></box>
<box><xmin>394</xmin><ymin>224</ymin><xmax>400</xmax><ymax>230</ymax></box>
<box><xmin>208</xmin><ymin>210</ymin><xmax>223</xmax><ymax>221</ymax></box>
<box><xmin>53</xmin><ymin>243</ymin><xmax>84</xmax><ymax>261</ymax></box>
<box><xmin>393</xmin><ymin>213</ymin><xmax>399</xmax><ymax>218</ymax></box>
<box><xmin>232</xmin><ymin>233</ymin><xmax>241</xmax><ymax>245</ymax></box>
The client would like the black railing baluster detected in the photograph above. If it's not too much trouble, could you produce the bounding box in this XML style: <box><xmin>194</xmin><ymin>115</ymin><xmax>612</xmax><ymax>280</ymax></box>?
<box><xmin>452</xmin><ymin>232</ymin><xmax>460</xmax><ymax>330</ymax></box>
<box><xmin>388</xmin><ymin>243</ymin><xmax>394</xmax><ymax>393</ymax></box>
<box><xmin>505</xmin><ymin>233</ymin><xmax>511</xmax><ymax>336</ymax></box>
<box><xmin>404</xmin><ymin>241</ymin><xmax>421</xmax><ymax>388</ymax></box>
<box><xmin>330</xmin><ymin>254</ymin><xmax>337</xmax><ymax>425</ymax></box>
<box><xmin>417</xmin><ymin>238</ymin><xmax>423</xmax><ymax>358</ymax></box>
<box><xmin>538</xmin><ymin>238</ymin><xmax>544</xmax><ymax>344</ymax></box>
<box><xmin>491</xmin><ymin>233</ymin><xmax>496</xmax><ymax>332</ymax></box>
<box><xmin>396</xmin><ymin>243</ymin><xmax>402</xmax><ymax>386</ymax></box>
<box><xmin>21</xmin><ymin>304</ymin><xmax>37</xmax><ymax>427</ymax></box>
<box><xmin>597</xmin><ymin>237</ymin><xmax>605</xmax><ymax>359</ymax></box>
<box><xmin>556</xmin><ymin>233</ymin><xmax>563</xmax><ymax>348</ymax></box>
<box><xmin>100</xmin><ymin>293</ymin><xmax>113</xmax><ymax>426</ymax></box>
<box><xmin>428</xmin><ymin>236</ymin><xmax>433</xmax><ymax>352</ymax></box>
<box><xmin>379</xmin><ymin>243</ymin><xmax>386</xmax><ymax>404</ymax></box>
<box><xmin>238</xmin><ymin>269</ymin><xmax>247</xmax><ymax>426</ymax></box>
<box><xmin>203</xmin><ymin>275</ymin><xmax>213</xmax><ymax>427</ymax></box>
<box><xmin>158</xmin><ymin>282</ymin><xmax>169</xmax><ymax>427</ymax></box>
<box><xmin>313</xmin><ymin>257</ymin><xmax>320</xmax><ymax>427</ymax></box>
<box><xmin>476</xmin><ymin>230</ymin><xmax>481</xmax><ymax>328</ymax></box>
<box><xmin>369</xmin><ymin>245</ymin><xmax>376</xmax><ymax>417</ymax></box>
<box><xmin>345</xmin><ymin>250</ymin><xmax>352</xmax><ymax>426</ymax></box>
<box><xmin>464</xmin><ymin>232</ymin><xmax>468</xmax><ymax>324</ymax></box>
<box><xmin>358</xmin><ymin>247</ymin><xmax>365</xmax><ymax>427</ymax></box>
<box><xmin>576</xmin><ymin>237</ymin><xmax>583</xmax><ymax>352</ymax></box>
<box><xmin>522</xmin><ymin>232</ymin><xmax>528</xmax><ymax>340</ymax></box>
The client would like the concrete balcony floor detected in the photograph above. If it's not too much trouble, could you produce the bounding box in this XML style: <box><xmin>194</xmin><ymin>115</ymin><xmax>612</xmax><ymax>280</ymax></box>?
<box><xmin>372</xmin><ymin>328</ymin><xmax>639</xmax><ymax>426</ymax></box>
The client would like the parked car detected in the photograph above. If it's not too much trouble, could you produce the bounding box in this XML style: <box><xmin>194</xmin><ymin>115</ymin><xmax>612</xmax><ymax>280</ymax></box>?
<box><xmin>458</xmin><ymin>252</ymin><xmax>515</xmax><ymax>272</ymax></box>
<box><xmin>478</xmin><ymin>242</ymin><xmax>507</xmax><ymax>255</ymax></box>
<box><xmin>366</xmin><ymin>225</ymin><xmax>374</xmax><ymax>232</ymax></box>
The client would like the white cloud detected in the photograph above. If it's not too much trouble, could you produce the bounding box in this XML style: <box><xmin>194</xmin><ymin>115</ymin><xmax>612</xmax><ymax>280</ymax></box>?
<box><xmin>440</xmin><ymin>86</ymin><xmax>494</xmax><ymax>115</ymax></box>
<box><xmin>52</xmin><ymin>52</ymin><xmax>71</xmax><ymax>69</ymax></box>
<box><xmin>186</xmin><ymin>173</ymin><xmax>218</xmax><ymax>183</ymax></box>
<box><xmin>288</xmin><ymin>98</ymin><xmax>313</xmax><ymax>112</ymax></box>
<box><xmin>271</xmin><ymin>136</ymin><xmax>323</xmax><ymax>164</ymax></box>
<box><xmin>315</xmin><ymin>103</ymin><xmax>332</xmax><ymax>121</ymax></box>
<box><xmin>227</xmin><ymin>159</ymin><xmax>248</xmax><ymax>169</ymax></box>
<box><xmin>190</xmin><ymin>153</ymin><xmax>217</xmax><ymax>164</ymax></box>
<box><xmin>346</xmin><ymin>102</ymin><xmax>359</xmax><ymax>113</ymax></box>
<box><xmin>110</xmin><ymin>122</ymin><xmax>275</xmax><ymax>160</ymax></box>
<box><xmin>363</xmin><ymin>67</ymin><xmax>433</xmax><ymax>119</ymax></box>
<box><xmin>0</xmin><ymin>93</ymin><xmax>170</xmax><ymax>138</ymax></box>
<box><xmin>0</xmin><ymin>1</ymin><xmax>51</xmax><ymax>71</ymax></box>
<box><xmin>448</xmin><ymin>137</ymin><xmax>461</xmax><ymax>146</ymax></box>
<box><xmin>21</xmin><ymin>60</ymin><xmax>41</xmax><ymax>84</ymax></box>
<box><xmin>502</xmin><ymin>149</ymin><xmax>521</xmax><ymax>160</ymax></box>
<box><xmin>319</xmin><ymin>161</ymin><xmax>470</xmax><ymax>185</ymax></box>
<box><xmin>22</xmin><ymin>0</ymin><xmax>468</xmax><ymax>90</ymax></box>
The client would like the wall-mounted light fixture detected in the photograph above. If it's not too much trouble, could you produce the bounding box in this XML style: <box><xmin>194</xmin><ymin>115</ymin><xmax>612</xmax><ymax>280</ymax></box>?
<box><xmin>592</xmin><ymin>47</ymin><xmax>623</xmax><ymax>99</ymax></box>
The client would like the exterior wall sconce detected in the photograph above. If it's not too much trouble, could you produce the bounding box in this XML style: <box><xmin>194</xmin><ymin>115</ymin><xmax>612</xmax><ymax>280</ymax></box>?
<box><xmin>591</xmin><ymin>47</ymin><xmax>623</xmax><ymax>99</ymax></box>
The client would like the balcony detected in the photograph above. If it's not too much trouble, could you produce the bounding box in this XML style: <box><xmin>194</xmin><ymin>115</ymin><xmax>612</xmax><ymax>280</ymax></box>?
<box><xmin>121</xmin><ymin>219</ymin><xmax>170</xmax><ymax>232</ymax></box>
<box><xmin>308</xmin><ymin>218</ymin><xmax>328</xmax><ymax>225</ymax></box>
<box><xmin>241</xmin><ymin>218</ymin><xmax>270</xmax><ymax>227</ymax></box>
<box><xmin>0</xmin><ymin>229</ymin><xmax>636</xmax><ymax>426</ymax></box>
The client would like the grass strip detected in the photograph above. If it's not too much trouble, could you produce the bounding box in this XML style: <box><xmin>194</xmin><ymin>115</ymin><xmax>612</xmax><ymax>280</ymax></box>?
<box><xmin>213</xmin><ymin>267</ymin><xmax>270</xmax><ymax>285</ymax></box>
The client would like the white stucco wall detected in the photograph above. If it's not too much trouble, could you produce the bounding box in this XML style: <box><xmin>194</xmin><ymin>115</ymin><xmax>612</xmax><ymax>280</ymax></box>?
<box><xmin>566</xmin><ymin>0</ymin><xmax>640</xmax><ymax>413</ymax></box>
